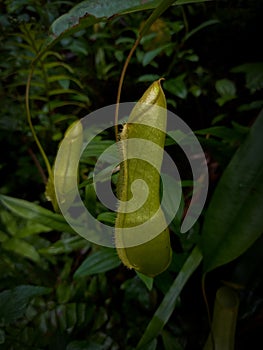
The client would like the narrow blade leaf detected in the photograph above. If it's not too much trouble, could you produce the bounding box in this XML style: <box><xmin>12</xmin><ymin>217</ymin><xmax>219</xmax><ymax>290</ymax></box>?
<box><xmin>136</xmin><ymin>246</ymin><xmax>202</xmax><ymax>348</ymax></box>
<box><xmin>74</xmin><ymin>248</ymin><xmax>121</xmax><ymax>278</ymax></box>
<box><xmin>0</xmin><ymin>194</ymin><xmax>76</xmax><ymax>234</ymax></box>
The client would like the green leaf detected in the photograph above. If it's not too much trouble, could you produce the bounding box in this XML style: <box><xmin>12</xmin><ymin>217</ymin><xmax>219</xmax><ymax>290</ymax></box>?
<box><xmin>48</xmin><ymin>100</ymin><xmax>88</xmax><ymax>109</ymax></box>
<box><xmin>47</xmin><ymin>1</ymin><xmax>162</xmax><ymax>47</ymax></box>
<box><xmin>163</xmin><ymin>75</ymin><xmax>187</xmax><ymax>99</ymax></box>
<box><xmin>138</xmin><ymin>0</ymin><xmax>211</xmax><ymax>41</ymax></box>
<box><xmin>0</xmin><ymin>209</ymin><xmax>52</xmax><ymax>238</ymax></box>
<box><xmin>215</xmin><ymin>79</ymin><xmax>236</xmax><ymax>96</ymax></box>
<box><xmin>2</xmin><ymin>238</ymin><xmax>41</xmax><ymax>262</ymax></box>
<box><xmin>66</xmin><ymin>303</ymin><xmax>77</xmax><ymax>329</ymax></box>
<box><xmin>39</xmin><ymin>236</ymin><xmax>89</xmax><ymax>255</ymax></box>
<box><xmin>97</xmin><ymin>211</ymin><xmax>116</xmax><ymax>225</ymax></box>
<box><xmin>74</xmin><ymin>248</ymin><xmax>121</xmax><ymax>278</ymax></box>
<box><xmin>136</xmin><ymin>246</ymin><xmax>202</xmax><ymax>348</ymax></box>
<box><xmin>184</xmin><ymin>19</ymin><xmax>220</xmax><ymax>41</ymax></box>
<box><xmin>0</xmin><ymin>231</ymin><xmax>8</xmax><ymax>243</ymax></box>
<box><xmin>0</xmin><ymin>194</ymin><xmax>77</xmax><ymax>234</ymax></box>
<box><xmin>215</xmin><ymin>79</ymin><xmax>236</xmax><ymax>106</ymax></box>
<box><xmin>232</xmin><ymin>62</ymin><xmax>263</xmax><ymax>93</ymax></box>
<box><xmin>44</xmin><ymin>61</ymin><xmax>74</xmax><ymax>73</ymax></box>
<box><xmin>137</xmin><ymin>74</ymin><xmax>161</xmax><ymax>82</ymax></box>
<box><xmin>195</xmin><ymin>125</ymin><xmax>248</xmax><ymax>142</ymax></box>
<box><xmin>139</xmin><ymin>339</ymin><xmax>157</xmax><ymax>350</ymax></box>
<box><xmin>139</xmin><ymin>0</ymin><xmax>176</xmax><ymax>38</ymax></box>
<box><xmin>238</xmin><ymin>100</ymin><xmax>263</xmax><ymax>112</ymax></box>
<box><xmin>136</xmin><ymin>271</ymin><xmax>154</xmax><ymax>291</ymax></box>
<box><xmin>80</xmin><ymin>138</ymin><xmax>115</xmax><ymax>161</ymax></box>
<box><xmin>47</xmin><ymin>75</ymin><xmax>83</xmax><ymax>88</ymax></box>
<box><xmin>47</xmin><ymin>88</ymin><xmax>87</xmax><ymax>98</ymax></box>
<box><xmin>44</xmin><ymin>0</ymin><xmax>210</xmax><ymax>51</ymax></box>
<box><xmin>189</xmin><ymin>84</ymin><xmax>202</xmax><ymax>97</ymax></box>
<box><xmin>0</xmin><ymin>285</ymin><xmax>51</xmax><ymax>325</ymax></box>
<box><xmin>201</xmin><ymin>109</ymin><xmax>263</xmax><ymax>273</ymax></box>
<box><xmin>142</xmin><ymin>43</ymin><xmax>174</xmax><ymax>66</ymax></box>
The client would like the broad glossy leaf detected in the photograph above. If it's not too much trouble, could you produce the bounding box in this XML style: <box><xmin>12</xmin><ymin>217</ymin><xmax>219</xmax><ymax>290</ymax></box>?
<box><xmin>46</xmin><ymin>0</ymin><xmax>211</xmax><ymax>49</ymax></box>
<box><xmin>201</xmin><ymin>109</ymin><xmax>263</xmax><ymax>273</ymax></box>
<box><xmin>48</xmin><ymin>0</ymin><xmax>162</xmax><ymax>46</ymax></box>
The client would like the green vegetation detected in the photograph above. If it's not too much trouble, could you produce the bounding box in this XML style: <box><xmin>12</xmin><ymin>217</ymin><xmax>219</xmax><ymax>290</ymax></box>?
<box><xmin>0</xmin><ymin>1</ymin><xmax>262</xmax><ymax>349</ymax></box>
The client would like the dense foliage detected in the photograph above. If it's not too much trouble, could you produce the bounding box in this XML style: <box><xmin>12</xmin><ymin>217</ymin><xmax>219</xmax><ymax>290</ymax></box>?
<box><xmin>0</xmin><ymin>1</ymin><xmax>262</xmax><ymax>349</ymax></box>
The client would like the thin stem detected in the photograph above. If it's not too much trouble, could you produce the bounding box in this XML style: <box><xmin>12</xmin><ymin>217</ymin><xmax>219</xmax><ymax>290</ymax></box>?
<box><xmin>26</xmin><ymin>66</ymin><xmax>52</xmax><ymax>182</ymax></box>
<box><xmin>115</xmin><ymin>0</ymin><xmax>175</xmax><ymax>140</ymax></box>
<box><xmin>114</xmin><ymin>36</ymin><xmax>141</xmax><ymax>140</ymax></box>
<box><xmin>23</xmin><ymin>24</ymin><xmax>52</xmax><ymax>182</ymax></box>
